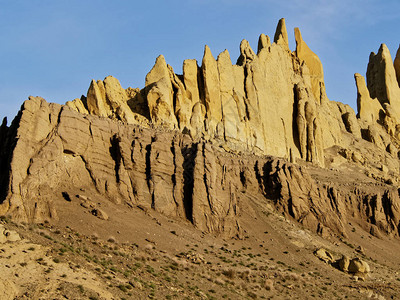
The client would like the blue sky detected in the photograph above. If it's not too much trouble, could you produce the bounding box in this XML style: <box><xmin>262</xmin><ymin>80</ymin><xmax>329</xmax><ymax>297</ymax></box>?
<box><xmin>1</xmin><ymin>0</ymin><xmax>400</xmax><ymax>121</ymax></box>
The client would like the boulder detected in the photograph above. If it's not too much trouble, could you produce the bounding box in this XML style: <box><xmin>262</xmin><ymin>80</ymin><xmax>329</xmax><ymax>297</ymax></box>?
<box><xmin>342</xmin><ymin>112</ymin><xmax>361</xmax><ymax>138</ymax></box>
<box><xmin>337</xmin><ymin>255</ymin><xmax>350</xmax><ymax>272</ymax></box>
<box><xmin>314</xmin><ymin>248</ymin><xmax>335</xmax><ymax>264</ymax></box>
<box><xmin>0</xmin><ymin>225</ymin><xmax>20</xmax><ymax>243</ymax></box>
<box><xmin>91</xmin><ymin>208</ymin><xmax>109</xmax><ymax>221</ymax></box>
<box><xmin>348</xmin><ymin>257</ymin><xmax>370</xmax><ymax>274</ymax></box>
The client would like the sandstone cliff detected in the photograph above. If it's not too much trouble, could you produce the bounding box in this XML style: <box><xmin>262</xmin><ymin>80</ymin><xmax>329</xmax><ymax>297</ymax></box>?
<box><xmin>1</xmin><ymin>19</ymin><xmax>400</xmax><ymax>240</ymax></box>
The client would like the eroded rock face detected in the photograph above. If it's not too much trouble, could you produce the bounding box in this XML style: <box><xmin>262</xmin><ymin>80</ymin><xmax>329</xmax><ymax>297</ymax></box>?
<box><xmin>294</xmin><ymin>27</ymin><xmax>325</xmax><ymax>102</ymax></box>
<box><xmin>367</xmin><ymin>44</ymin><xmax>400</xmax><ymax>115</ymax></box>
<box><xmin>1</xmin><ymin>19</ymin><xmax>400</xmax><ymax>240</ymax></box>
<box><xmin>59</xmin><ymin>18</ymin><xmax>344</xmax><ymax>167</ymax></box>
<box><xmin>2</xmin><ymin>97</ymin><xmax>400</xmax><ymax>239</ymax></box>
<box><xmin>355</xmin><ymin>73</ymin><xmax>382</xmax><ymax>124</ymax></box>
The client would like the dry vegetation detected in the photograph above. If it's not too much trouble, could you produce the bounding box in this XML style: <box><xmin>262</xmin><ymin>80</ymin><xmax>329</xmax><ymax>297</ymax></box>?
<box><xmin>1</xmin><ymin>193</ymin><xmax>399</xmax><ymax>300</ymax></box>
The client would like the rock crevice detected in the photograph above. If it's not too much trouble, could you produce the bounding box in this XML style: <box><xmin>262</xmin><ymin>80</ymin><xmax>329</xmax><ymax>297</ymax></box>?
<box><xmin>1</xmin><ymin>19</ymin><xmax>400</xmax><ymax>240</ymax></box>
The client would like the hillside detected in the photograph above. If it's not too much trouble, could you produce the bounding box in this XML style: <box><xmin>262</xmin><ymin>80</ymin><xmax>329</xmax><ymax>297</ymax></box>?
<box><xmin>1</xmin><ymin>18</ymin><xmax>400</xmax><ymax>299</ymax></box>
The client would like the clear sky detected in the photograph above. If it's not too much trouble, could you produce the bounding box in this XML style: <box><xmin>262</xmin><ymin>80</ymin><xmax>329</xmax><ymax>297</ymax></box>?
<box><xmin>1</xmin><ymin>0</ymin><xmax>400</xmax><ymax>122</ymax></box>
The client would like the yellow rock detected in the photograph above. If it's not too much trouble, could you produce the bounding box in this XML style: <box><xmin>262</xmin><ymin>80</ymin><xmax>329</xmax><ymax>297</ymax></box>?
<box><xmin>295</xmin><ymin>27</ymin><xmax>324</xmax><ymax>102</ymax></box>
<box><xmin>274</xmin><ymin>18</ymin><xmax>289</xmax><ymax>51</ymax></box>
<box><xmin>355</xmin><ymin>73</ymin><xmax>383</xmax><ymax>123</ymax></box>
<box><xmin>394</xmin><ymin>44</ymin><xmax>400</xmax><ymax>86</ymax></box>
<box><xmin>87</xmin><ymin>79</ymin><xmax>109</xmax><ymax>117</ymax></box>
<box><xmin>65</xmin><ymin>98</ymin><xmax>89</xmax><ymax>115</ymax></box>
<box><xmin>183</xmin><ymin>59</ymin><xmax>200</xmax><ymax>106</ymax></box>
<box><xmin>367</xmin><ymin>44</ymin><xmax>400</xmax><ymax>118</ymax></box>
<box><xmin>257</xmin><ymin>33</ymin><xmax>271</xmax><ymax>54</ymax></box>
<box><xmin>201</xmin><ymin>45</ymin><xmax>222</xmax><ymax>135</ymax></box>
<box><xmin>145</xmin><ymin>55</ymin><xmax>177</xmax><ymax>128</ymax></box>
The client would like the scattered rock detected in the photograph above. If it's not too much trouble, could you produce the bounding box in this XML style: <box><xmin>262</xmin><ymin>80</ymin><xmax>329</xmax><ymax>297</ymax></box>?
<box><xmin>348</xmin><ymin>258</ymin><xmax>370</xmax><ymax>274</ymax></box>
<box><xmin>314</xmin><ymin>248</ymin><xmax>335</xmax><ymax>264</ymax></box>
<box><xmin>144</xmin><ymin>244</ymin><xmax>154</xmax><ymax>251</ymax></box>
<box><xmin>185</xmin><ymin>253</ymin><xmax>205</xmax><ymax>264</ymax></box>
<box><xmin>129</xmin><ymin>280</ymin><xmax>143</xmax><ymax>290</ymax></box>
<box><xmin>370</xmin><ymin>225</ymin><xmax>383</xmax><ymax>239</ymax></box>
<box><xmin>91</xmin><ymin>208</ymin><xmax>109</xmax><ymax>221</ymax></box>
<box><xmin>355</xmin><ymin>245</ymin><xmax>365</xmax><ymax>255</ymax></box>
<box><xmin>337</xmin><ymin>255</ymin><xmax>350</xmax><ymax>272</ymax></box>
<box><xmin>0</xmin><ymin>225</ymin><xmax>20</xmax><ymax>243</ymax></box>
<box><xmin>264</xmin><ymin>279</ymin><xmax>274</xmax><ymax>291</ymax></box>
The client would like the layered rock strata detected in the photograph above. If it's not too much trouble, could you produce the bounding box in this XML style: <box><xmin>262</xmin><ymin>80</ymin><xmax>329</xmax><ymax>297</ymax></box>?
<box><xmin>64</xmin><ymin>19</ymin><xmax>334</xmax><ymax>167</ymax></box>
<box><xmin>1</xmin><ymin>19</ymin><xmax>400</xmax><ymax>239</ymax></box>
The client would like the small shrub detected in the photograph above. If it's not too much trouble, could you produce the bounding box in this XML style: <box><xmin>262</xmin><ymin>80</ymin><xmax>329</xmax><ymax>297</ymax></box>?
<box><xmin>44</xmin><ymin>235</ymin><xmax>53</xmax><ymax>240</ymax></box>
<box><xmin>117</xmin><ymin>284</ymin><xmax>127</xmax><ymax>292</ymax></box>
<box><xmin>78</xmin><ymin>285</ymin><xmax>84</xmax><ymax>293</ymax></box>
<box><xmin>222</xmin><ymin>269</ymin><xmax>236</xmax><ymax>279</ymax></box>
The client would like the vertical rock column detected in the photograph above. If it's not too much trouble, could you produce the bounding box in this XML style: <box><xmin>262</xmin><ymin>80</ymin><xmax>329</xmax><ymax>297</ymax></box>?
<box><xmin>294</xmin><ymin>27</ymin><xmax>326</xmax><ymax>104</ymax></box>
<box><xmin>201</xmin><ymin>46</ymin><xmax>223</xmax><ymax>138</ymax></box>
<box><xmin>145</xmin><ymin>55</ymin><xmax>178</xmax><ymax>129</ymax></box>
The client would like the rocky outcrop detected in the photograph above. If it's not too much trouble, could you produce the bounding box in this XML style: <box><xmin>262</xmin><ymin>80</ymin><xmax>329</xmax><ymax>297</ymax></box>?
<box><xmin>0</xmin><ymin>98</ymin><xmax>243</xmax><ymax>236</ymax></box>
<box><xmin>273</xmin><ymin>18</ymin><xmax>289</xmax><ymax>50</ymax></box>
<box><xmin>316</xmin><ymin>249</ymin><xmax>370</xmax><ymax>279</ymax></box>
<box><xmin>145</xmin><ymin>55</ymin><xmax>178</xmax><ymax>129</ymax></box>
<box><xmin>1</xmin><ymin>19</ymin><xmax>400</xmax><ymax>240</ymax></box>
<box><xmin>57</xmin><ymin>18</ymin><xmax>345</xmax><ymax>168</ymax></box>
<box><xmin>0</xmin><ymin>224</ymin><xmax>20</xmax><ymax>243</ymax></box>
<box><xmin>2</xmin><ymin>96</ymin><xmax>400</xmax><ymax>239</ymax></box>
<box><xmin>294</xmin><ymin>27</ymin><xmax>325</xmax><ymax>102</ymax></box>
<box><xmin>367</xmin><ymin>44</ymin><xmax>400</xmax><ymax>115</ymax></box>
<box><xmin>355</xmin><ymin>73</ymin><xmax>382</xmax><ymax>124</ymax></box>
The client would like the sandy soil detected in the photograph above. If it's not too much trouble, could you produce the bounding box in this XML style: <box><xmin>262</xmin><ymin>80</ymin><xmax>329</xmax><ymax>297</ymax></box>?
<box><xmin>1</xmin><ymin>177</ymin><xmax>399</xmax><ymax>300</ymax></box>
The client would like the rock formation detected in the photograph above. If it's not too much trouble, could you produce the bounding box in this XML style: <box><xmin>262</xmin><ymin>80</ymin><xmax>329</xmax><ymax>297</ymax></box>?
<box><xmin>1</xmin><ymin>18</ymin><xmax>400</xmax><ymax>240</ymax></box>
<box><xmin>355</xmin><ymin>73</ymin><xmax>382</xmax><ymax>124</ymax></box>
<box><xmin>315</xmin><ymin>249</ymin><xmax>370</xmax><ymax>279</ymax></box>
<box><xmin>294</xmin><ymin>27</ymin><xmax>325</xmax><ymax>102</ymax></box>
